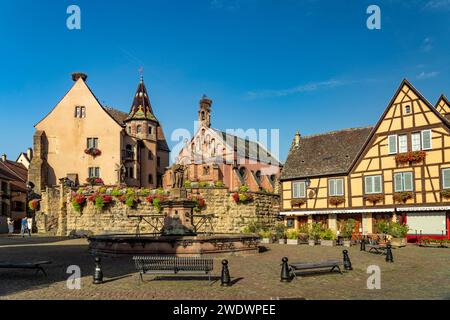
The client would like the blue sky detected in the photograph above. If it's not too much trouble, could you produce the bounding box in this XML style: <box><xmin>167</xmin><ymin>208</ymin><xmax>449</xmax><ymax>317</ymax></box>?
<box><xmin>0</xmin><ymin>0</ymin><xmax>449</xmax><ymax>163</ymax></box>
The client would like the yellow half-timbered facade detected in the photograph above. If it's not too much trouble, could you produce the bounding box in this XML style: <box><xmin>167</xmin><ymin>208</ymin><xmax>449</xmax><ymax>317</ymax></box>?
<box><xmin>280</xmin><ymin>80</ymin><xmax>450</xmax><ymax>240</ymax></box>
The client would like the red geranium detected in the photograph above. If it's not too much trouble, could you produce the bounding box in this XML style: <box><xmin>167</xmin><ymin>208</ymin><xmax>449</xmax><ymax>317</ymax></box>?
<box><xmin>232</xmin><ymin>192</ymin><xmax>240</xmax><ymax>202</ymax></box>
<box><xmin>145</xmin><ymin>196</ymin><xmax>154</xmax><ymax>204</ymax></box>
<box><xmin>102</xmin><ymin>195</ymin><xmax>113</xmax><ymax>203</ymax></box>
<box><xmin>74</xmin><ymin>194</ymin><xmax>86</xmax><ymax>205</ymax></box>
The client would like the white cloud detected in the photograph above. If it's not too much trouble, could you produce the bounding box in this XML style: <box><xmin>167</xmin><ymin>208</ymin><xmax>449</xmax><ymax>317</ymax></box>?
<box><xmin>246</xmin><ymin>79</ymin><xmax>353</xmax><ymax>99</ymax></box>
<box><xmin>416</xmin><ymin>71</ymin><xmax>440</xmax><ymax>80</ymax></box>
<box><xmin>425</xmin><ymin>0</ymin><xmax>450</xmax><ymax>10</ymax></box>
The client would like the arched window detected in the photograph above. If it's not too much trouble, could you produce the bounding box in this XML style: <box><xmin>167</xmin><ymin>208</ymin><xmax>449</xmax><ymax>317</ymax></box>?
<box><xmin>148</xmin><ymin>126</ymin><xmax>153</xmax><ymax>135</ymax></box>
<box><xmin>137</xmin><ymin>125</ymin><xmax>142</xmax><ymax>134</ymax></box>
<box><xmin>239</xmin><ymin>167</ymin><xmax>247</xmax><ymax>178</ymax></box>
<box><xmin>211</xmin><ymin>139</ymin><xmax>216</xmax><ymax>156</ymax></box>
<box><xmin>255</xmin><ymin>170</ymin><xmax>262</xmax><ymax>182</ymax></box>
<box><xmin>127</xmin><ymin>126</ymin><xmax>132</xmax><ymax>135</ymax></box>
<box><xmin>270</xmin><ymin>174</ymin><xmax>276</xmax><ymax>182</ymax></box>
<box><xmin>201</xmin><ymin>111</ymin><xmax>206</xmax><ymax>121</ymax></box>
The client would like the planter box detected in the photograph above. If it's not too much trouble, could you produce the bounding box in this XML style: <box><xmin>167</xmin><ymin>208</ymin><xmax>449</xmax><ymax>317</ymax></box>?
<box><xmin>260</xmin><ymin>238</ymin><xmax>273</xmax><ymax>244</ymax></box>
<box><xmin>287</xmin><ymin>239</ymin><xmax>301</xmax><ymax>245</ymax></box>
<box><xmin>308</xmin><ymin>240</ymin><xmax>316</xmax><ymax>246</ymax></box>
<box><xmin>278</xmin><ymin>239</ymin><xmax>287</xmax><ymax>245</ymax></box>
<box><xmin>390</xmin><ymin>237</ymin><xmax>407</xmax><ymax>248</ymax></box>
<box><xmin>343</xmin><ymin>240</ymin><xmax>352</xmax><ymax>247</ymax></box>
<box><xmin>320</xmin><ymin>240</ymin><xmax>336</xmax><ymax>247</ymax></box>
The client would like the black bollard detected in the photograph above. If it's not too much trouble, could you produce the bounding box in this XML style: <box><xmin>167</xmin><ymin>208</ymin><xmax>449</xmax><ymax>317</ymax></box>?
<box><xmin>385</xmin><ymin>245</ymin><xmax>394</xmax><ymax>263</ymax></box>
<box><xmin>360</xmin><ymin>236</ymin><xmax>366</xmax><ymax>251</ymax></box>
<box><xmin>280</xmin><ymin>257</ymin><xmax>292</xmax><ymax>282</ymax></box>
<box><xmin>343</xmin><ymin>250</ymin><xmax>353</xmax><ymax>270</ymax></box>
<box><xmin>93</xmin><ymin>257</ymin><xmax>103</xmax><ymax>284</ymax></box>
<box><xmin>221</xmin><ymin>260</ymin><xmax>231</xmax><ymax>287</ymax></box>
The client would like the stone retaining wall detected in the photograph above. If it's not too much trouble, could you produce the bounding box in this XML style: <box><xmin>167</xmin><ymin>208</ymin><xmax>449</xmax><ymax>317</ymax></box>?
<box><xmin>35</xmin><ymin>186</ymin><xmax>280</xmax><ymax>236</ymax></box>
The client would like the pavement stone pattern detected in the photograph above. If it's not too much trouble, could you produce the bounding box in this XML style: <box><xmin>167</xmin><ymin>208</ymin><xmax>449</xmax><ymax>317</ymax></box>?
<box><xmin>0</xmin><ymin>235</ymin><xmax>449</xmax><ymax>300</ymax></box>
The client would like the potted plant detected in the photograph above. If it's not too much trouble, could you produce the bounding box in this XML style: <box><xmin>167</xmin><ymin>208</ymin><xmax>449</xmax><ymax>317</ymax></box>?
<box><xmin>286</xmin><ymin>229</ymin><xmax>301</xmax><ymax>245</ymax></box>
<box><xmin>388</xmin><ymin>222</ymin><xmax>409</xmax><ymax>247</ymax></box>
<box><xmin>341</xmin><ymin>219</ymin><xmax>356</xmax><ymax>247</ymax></box>
<box><xmin>275</xmin><ymin>222</ymin><xmax>287</xmax><ymax>244</ymax></box>
<box><xmin>298</xmin><ymin>224</ymin><xmax>309</xmax><ymax>244</ymax></box>
<box><xmin>307</xmin><ymin>222</ymin><xmax>322</xmax><ymax>246</ymax></box>
<box><xmin>320</xmin><ymin>228</ymin><xmax>337</xmax><ymax>246</ymax></box>
<box><xmin>258</xmin><ymin>230</ymin><xmax>274</xmax><ymax>244</ymax></box>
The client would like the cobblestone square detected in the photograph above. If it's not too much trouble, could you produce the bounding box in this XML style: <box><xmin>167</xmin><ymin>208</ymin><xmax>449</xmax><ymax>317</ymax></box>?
<box><xmin>0</xmin><ymin>236</ymin><xmax>449</xmax><ymax>300</ymax></box>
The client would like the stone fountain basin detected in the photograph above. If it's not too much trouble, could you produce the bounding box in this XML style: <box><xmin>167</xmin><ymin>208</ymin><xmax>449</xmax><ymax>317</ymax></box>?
<box><xmin>88</xmin><ymin>234</ymin><xmax>261</xmax><ymax>256</ymax></box>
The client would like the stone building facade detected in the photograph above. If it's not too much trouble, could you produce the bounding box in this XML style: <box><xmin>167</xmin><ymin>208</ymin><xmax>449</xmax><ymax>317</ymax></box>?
<box><xmin>29</xmin><ymin>73</ymin><xmax>169</xmax><ymax>193</ymax></box>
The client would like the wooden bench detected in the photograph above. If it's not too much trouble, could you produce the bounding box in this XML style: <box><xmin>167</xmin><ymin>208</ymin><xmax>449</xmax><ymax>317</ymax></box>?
<box><xmin>133</xmin><ymin>256</ymin><xmax>214</xmax><ymax>283</ymax></box>
<box><xmin>0</xmin><ymin>261</ymin><xmax>52</xmax><ymax>276</ymax></box>
<box><xmin>288</xmin><ymin>260</ymin><xmax>343</xmax><ymax>278</ymax></box>
<box><xmin>366</xmin><ymin>244</ymin><xmax>387</xmax><ymax>255</ymax></box>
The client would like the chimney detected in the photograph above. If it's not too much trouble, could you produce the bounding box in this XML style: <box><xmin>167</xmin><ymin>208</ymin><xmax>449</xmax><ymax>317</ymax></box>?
<box><xmin>72</xmin><ymin>72</ymin><xmax>88</xmax><ymax>82</ymax></box>
<box><xmin>27</xmin><ymin>148</ymin><xmax>33</xmax><ymax>161</ymax></box>
<box><xmin>1</xmin><ymin>154</ymin><xmax>6</xmax><ymax>162</ymax></box>
<box><xmin>294</xmin><ymin>131</ymin><xmax>301</xmax><ymax>148</ymax></box>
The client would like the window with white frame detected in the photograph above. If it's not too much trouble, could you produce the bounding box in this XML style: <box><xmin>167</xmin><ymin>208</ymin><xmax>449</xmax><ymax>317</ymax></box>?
<box><xmin>394</xmin><ymin>172</ymin><xmax>413</xmax><ymax>192</ymax></box>
<box><xmin>404</xmin><ymin>105</ymin><xmax>411</xmax><ymax>114</ymax></box>
<box><xmin>365</xmin><ymin>175</ymin><xmax>382</xmax><ymax>194</ymax></box>
<box><xmin>328</xmin><ymin>178</ymin><xmax>344</xmax><ymax>196</ymax></box>
<box><xmin>388</xmin><ymin>135</ymin><xmax>397</xmax><ymax>154</ymax></box>
<box><xmin>88</xmin><ymin>167</ymin><xmax>100</xmax><ymax>178</ymax></box>
<box><xmin>75</xmin><ymin>106</ymin><xmax>86</xmax><ymax>118</ymax></box>
<box><xmin>87</xmin><ymin>138</ymin><xmax>98</xmax><ymax>149</ymax></box>
<box><xmin>442</xmin><ymin>169</ymin><xmax>450</xmax><ymax>189</ymax></box>
<box><xmin>421</xmin><ymin>130</ymin><xmax>432</xmax><ymax>150</ymax></box>
<box><xmin>411</xmin><ymin>133</ymin><xmax>421</xmax><ymax>151</ymax></box>
<box><xmin>398</xmin><ymin>135</ymin><xmax>408</xmax><ymax>153</ymax></box>
<box><xmin>292</xmin><ymin>181</ymin><xmax>306</xmax><ymax>199</ymax></box>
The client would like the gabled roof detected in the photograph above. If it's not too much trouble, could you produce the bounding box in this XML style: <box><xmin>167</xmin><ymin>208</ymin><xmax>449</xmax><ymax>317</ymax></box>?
<box><xmin>281</xmin><ymin>127</ymin><xmax>373</xmax><ymax>180</ymax></box>
<box><xmin>348</xmin><ymin>79</ymin><xmax>450</xmax><ymax>172</ymax></box>
<box><xmin>281</xmin><ymin>79</ymin><xmax>448</xmax><ymax>181</ymax></box>
<box><xmin>125</xmin><ymin>78</ymin><xmax>157</xmax><ymax>122</ymax></box>
<box><xmin>435</xmin><ymin>94</ymin><xmax>450</xmax><ymax>120</ymax></box>
<box><xmin>211</xmin><ymin>128</ymin><xmax>281</xmax><ymax>166</ymax></box>
<box><xmin>103</xmin><ymin>107</ymin><xmax>129</xmax><ymax>126</ymax></box>
<box><xmin>0</xmin><ymin>160</ymin><xmax>27</xmax><ymax>192</ymax></box>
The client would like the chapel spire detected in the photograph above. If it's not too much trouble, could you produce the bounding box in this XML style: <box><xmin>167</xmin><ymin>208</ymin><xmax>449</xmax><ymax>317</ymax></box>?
<box><xmin>125</xmin><ymin>76</ymin><xmax>157</xmax><ymax>122</ymax></box>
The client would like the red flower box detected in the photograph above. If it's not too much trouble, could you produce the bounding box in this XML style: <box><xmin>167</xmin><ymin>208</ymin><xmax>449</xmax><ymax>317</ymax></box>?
<box><xmin>395</xmin><ymin>151</ymin><xmax>426</xmax><ymax>164</ymax></box>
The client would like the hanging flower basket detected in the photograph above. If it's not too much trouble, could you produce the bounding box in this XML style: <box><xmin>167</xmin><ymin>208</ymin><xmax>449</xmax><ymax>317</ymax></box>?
<box><xmin>84</xmin><ymin>148</ymin><xmax>102</xmax><ymax>157</ymax></box>
<box><xmin>28</xmin><ymin>199</ymin><xmax>40</xmax><ymax>211</ymax></box>
<box><xmin>395</xmin><ymin>151</ymin><xmax>426</xmax><ymax>164</ymax></box>
<box><xmin>364</xmin><ymin>194</ymin><xmax>385</xmax><ymax>205</ymax></box>
<box><xmin>393</xmin><ymin>192</ymin><xmax>413</xmax><ymax>203</ymax></box>
<box><xmin>329</xmin><ymin>196</ymin><xmax>345</xmax><ymax>206</ymax></box>
<box><xmin>291</xmin><ymin>198</ymin><xmax>306</xmax><ymax>207</ymax></box>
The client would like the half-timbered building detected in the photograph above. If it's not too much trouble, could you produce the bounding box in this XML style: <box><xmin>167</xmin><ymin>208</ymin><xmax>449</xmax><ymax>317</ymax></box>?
<box><xmin>280</xmin><ymin>80</ymin><xmax>450</xmax><ymax>240</ymax></box>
